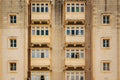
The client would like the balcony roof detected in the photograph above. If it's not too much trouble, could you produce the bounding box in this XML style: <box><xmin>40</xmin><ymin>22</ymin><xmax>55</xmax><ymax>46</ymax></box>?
<box><xmin>64</xmin><ymin>0</ymin><xmax>86</xmax><ymax>2</ymax></box>
<box><xmin>31</xmin><ymin>0</ymin><xmax>51</xmax><ymax>2</ymax></box>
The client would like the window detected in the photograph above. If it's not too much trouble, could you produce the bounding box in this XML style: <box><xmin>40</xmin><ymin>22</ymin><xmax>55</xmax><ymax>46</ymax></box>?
<box><xmin>66</xmin><ymin>3</ymin><xmax>85</xmax><ymax>12</ymax></box>
<box><xmin>67</xmin><ymin>4</ymin><xmax>70</xmax><ymax>12</ymax></box>
<box><xmin>103</xmin><ymin>15</ymin><xmax>110</xmax><ymax>24</ymax></box>
<box><xmin>31</xmin><ymin>26</ymin><xmax>49</xmax><ymax>36</ymax></box>
<box><xmin>67</xmin><ymin>27</ymin><xmax>70</xmax><ymax>35</ymax></box>
<box><xmin>80</xmin><ymin>28</ymin><xmax>84</xmax><ymax>35</ymax></box>
<box><xmin>76</xmin><ymin>27</ymin><xmax>79</xmax><ymax>35</ymax></box>
<box><xmin>66</xmin><ymin>72</ymin><xmax>84</xmax><ymax>80</ymax></box>
<box><xmin>32</xmin><ymin>4</ymin><xmax>35</xmax><ymax>12</ymax></box>
<box><xmin>45</xmin><ymin>27</ymin><xmax>49</xmax><ymax>35</ymax></box>
<box><xmin>32</xmin><ymin>3</ymin><xmax>49</xmax><ymax>13</ymax></box>
<box><xmin>36</xmin><ymin>4</ymin><xmax>40</xmax><ymax>12</ymax></box>
<box><xmin>66</xmin><ymin>49</ymin><xmax>85</xmax><ymax>59</ymax></box>
<box><xmin>41</xmin><ymin>27</ymin><xmax>44</xmax><ymax>35</ymax></box>
<box><xmin>71</xmin><ymin>4</ymin><xmax>75</xmax><ymax>12</ymax></box>
<box><xmin>103</xmin><ymin>39</ymin><xmax>110</xmax><ymax>48</ymax></box>
<box><xmin>31</xmin><ymin>72</ymin><xmax>50</xmax><ymax>80</ymax></box>
<box><xmin>9</xmin><ymin>39</ymin><xmax>17</xmax><ymax>48</ymax></box>
<box><xmin>31</xmin><ymin>49</ymin><xmax>50</xmax><ymax>58</ymax></box>
<box><xmin>102</xmin><ymin>61</ymin><xmax>110</xmax><ymax>71</ymax></box>
<box><xmin>71</xmin><ymin>27</ymin><xmax>75</xmax><ymax>35</ymax></box>
<box><xmin>41</xmin><ymin>4</ymin><xmax>44</xmax><ymax>12</ymax></box>
<box><xmin>10</xmin><ymin>15</ymin><xmax>17</xmax><ymax>23</ymax></box>
<box><xmin>45</xmin><ymin>4</ymin><xmax>49</xmax><ymax>12</ymax></box>
<box><xmin>32</xmin><ymin>27</ymin><xmax>35</xmax><ymax>35</ymax></box>
<box><xmin>76</xmin><ymin>4</ymin><xmax>79</xmax><ymax>12</ymax></box>
<box><xmin>66</xmin><ymin>26</ymin><xmax>85</xmax><ymax>36</ymax></box>
<box><xmin>36</xmin><ymin>27</ymin><xmax>40</xmax><ymax>35</ymax></box>
<box><xmin>9</xmin><ymin>62</ymin><xmax>17</xmax><ymax>71</ymax></box>
<box><xmin>81</xmin><ymin>4</ymin><xmax>84</xmax><ymax>12</ymax></box>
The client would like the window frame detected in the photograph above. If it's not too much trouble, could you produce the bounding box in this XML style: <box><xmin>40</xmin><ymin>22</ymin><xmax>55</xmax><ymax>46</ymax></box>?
<box><xmin>65</xmin><ymin>71</ymin><xmax>85</xmax><ymax>80</ymax></box>
<box><xmin>65</xmin><ymin>48</ymin><xmax>85</xmax><ymax>59</ymax></box>
<box><xmin>31</xmin><ymin>26</ymin><xmax>50</xmax><ymax>36</ymax></box>
<box><xmin>102</xmin><ymin>14</ymin><xmax>111</xmax><ymax>25</ymax></box>
<box><xmin>8</xmin><ymin>37</ymin><xmax>17</xmax><ymax>48</ymax></box>
<box><xmin>31</xmin><ymin>49</ymin><xmax>50</xmax><ymax>59</ymax></box>
<box><xmin>101</xmin><ymin>38</ymin><xmax>111</xmax><ymax>49</ymax></box>
<box><xmin>9</xmin><ymin>15</ymin><xmax>17</xmax><ymax>24</ymax></box>
<box><xmin>8</xmin><ymin>61</ymin><xmax>18</xmax><ymax>72</ymax></box>
<box><xmin>101</xmin><ymin>60</ymin><xmax>111</xmax><ymax>72</ymax></box>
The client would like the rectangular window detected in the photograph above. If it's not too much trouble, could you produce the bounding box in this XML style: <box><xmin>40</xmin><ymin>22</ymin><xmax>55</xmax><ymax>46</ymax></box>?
<box><xmin>31</xmin><ymin>49</ymin><xmax>50</xmax><ymax>58</ymax></box>
<box><xmin>76</xmin><ymin>27</ymin><xmax>79</xmax><ymax>35</ymax></box>
<box><xmin>32</xmin><ymin>4</ymin><xmax>35</xmax><ymax>12</ymax></box>
<box><xmin>71</xmin><ymin>4</ymin><xmax>75</xmax><ymax>12</ymax></box>
<box><xmin>9</xmin><ymin>39</ymin><xmax>17</xmax><ymax>48</ymax></box>
<box><xmin>45</xmin><ymin>4</ymin><xmax>49</xmax><ymax>12</ymax></box>
<box><xmin>36</xmin><ymin>27</ymin><xmax>40</xmax><ymax>35</ymax></box>
<box><xmin>80</xmin><ymin>29</ymin><xmax>84</xmax><ymax>35</ymax></box>
<box><xmin>66</xmin><ymin>49</ymin><xmax>85</xmax><ymax>59</ymax></box>
<box><xmin>67</xmin><ymin>27</ymin><xmax>70</xmax><ymax>35</ymax></box>
<box><xmin>81</xmin><ymin>4</ymin><xmax>84</xmax><ymax>12</ymax></box>
<box><xmin>41</xmin><ymin>27</ymin><xmax>44</xmax><ymax>35</ymax></box>
<box><xmin>41</xmin><ymin>4</ymin><xmax>44</xmax><ymax>12</ymax></box>
<box><xmin>31</xmin><ymin>72</ymin><xmax>50</xmax><ymax>80</ymax></box>
<box><xmin>103</xmin><ymin>15</ymin><xmax>110</xmax><ymax>24</ymax></box>
<box><xmin>103</xmin><ymin>39</ymin><xmax>110</xmax><ymax>48</ymax></box>
<box><xmin>71</xmin><ymin>27</ymin><xmax>75</xmax><ymax>35</ymax></box>
<box><xmin>41</xmin><ymin>50</ymin><xmax>44</xmax><ymax>58</ymax></box>
<box><xmin>45</xmin><ymin>27</ymin><xmax>49</xmax><ymax>35</ymax></box>
<box><xmin>102</xmin><ymin>62</ymin><xmax>110</xmax><ymax>71</ymax></box>
<box><xmin>32</xmin><ymin>50</ymin><xmax>35</xmax><ymax>58</ymax></box>
<box><xmin>66</xmin><ymin>72</ymin><xmax>84</xmax><ymax>80</ymax></box>
<box><xmin>36</xmin><ymin>4</ymin><xmax>40</xmax><ymax>12</ymax></box>
<box><xmin>10</xmin><ymin>62</ymin><xmax>16</xmax><ymax>71</ymax></box>
<box><xmin>32</xmin><ymin>27</ymin><xmax>35</xmax><ymax>35</ymax></box>
<box><xmin>67</xmin><ymin>4</ymin><xmax>70</xmax><ymax>12</ymax></box>
<box><xmin>10</xmin><ymin>15</ymin><xmax>17</xmax><ymax>23</ymax></box>
<box><xmin>76</xmin><ymin>4</ymin><xmax>79</xmax><ymax>12</ymax></box>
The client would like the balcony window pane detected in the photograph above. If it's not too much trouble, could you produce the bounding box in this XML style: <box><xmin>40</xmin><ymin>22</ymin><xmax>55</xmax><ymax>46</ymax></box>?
<box><xmin>67</xmin><ymin>4</ymin><xmax>70</xmax><ymax>12</ymax></box>
<box><xmin>80</xmin><ymin>29</ymin><xmax>84</xmax><ymax>35</ymax></box>
<box><xmin>41</xmin><ymin>27</ymin><xmax>44</xmax><ymax>35</ymax></box>
<box><xmin>36</xmin><ymin>4</ymin><xmax>40</xmax><ymax>12</ymax></box>
<box><xmin>32</xmin><ymin>4</ymin><xmax>35</xmax><ymax>12</ymax></box>
<box><xmin>81</xmin><ymin>4</ymin><xmax>84</xmax><ymax>12</ymax></box>
<box><xmin>41</xmin><ymin>4</ymin><xmax>44</xmax><ymax>12</ymax></box>
<box><xmin>71</xmin><ymin>4</ymin><xmax>75</xmax><ymax>12</ymax></box>
<box><xmin>76</xmin><ymin>4</ymin><xmax>79</xmax><ymax>12</ymax></box>
<box><xmin>45</xmin><ymin>4</ymin><xmax>49</xmax><ymax>12</ymax></box>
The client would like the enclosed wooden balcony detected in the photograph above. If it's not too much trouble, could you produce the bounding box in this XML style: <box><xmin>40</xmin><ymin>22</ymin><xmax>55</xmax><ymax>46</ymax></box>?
<box><xmin>31</xmin><ymin>49</ymin><xmax>51</xmax><ymax>67</ymax></box>
<box><xmin>31</xmin><ymin>2</ymin><xmax>51</xmax><ymax>20</ymax></box>
<box><xmin>65</xmin><ymin>58</ymin><xmax>85</xmax><ymax>66</ymax></box>
<box><xmin>31</xmin><ymin>36</ymin><xmax>50</xmax><ymax>44</ymax></box>
<box><xmin>31</xmin><ymin>58</ymin><xmax>50</xmax><ymax>67</ymax></box>
<box><xmin>65</xmin><ymin>48</ymin><xmax>85</xmax><ymax>67</ymax></box>
<box><xmin>64</xmin><ymin>2</ymin><xmax>85</xmax><ymax>20</ymax></box>
<box><xmin>31</xmin><ymin>25</ymin><xmax>51</xmax><ymax>44</ymax></box>
<box><xmin>65</xmin><ymin>25</ymin><xmax>85</xmax><ymax>43</ymax></box>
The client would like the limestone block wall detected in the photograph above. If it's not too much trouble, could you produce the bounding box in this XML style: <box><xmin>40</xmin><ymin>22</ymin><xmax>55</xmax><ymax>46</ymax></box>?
<box><xmin>92</xmin><ymin>0</ymin><xmax>118</xmax><ymax>80</ymax></box>
<box><xmin>1</xmin><ymin>0</ymin><xmax>28</xmax><ymax>80</ymax></box>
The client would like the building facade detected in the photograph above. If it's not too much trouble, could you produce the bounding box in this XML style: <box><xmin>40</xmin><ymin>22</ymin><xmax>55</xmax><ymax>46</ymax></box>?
<box><xmin>0</xmin><ymin>0</ymin><xmax>120</xmax><ymax>80</ymax></box>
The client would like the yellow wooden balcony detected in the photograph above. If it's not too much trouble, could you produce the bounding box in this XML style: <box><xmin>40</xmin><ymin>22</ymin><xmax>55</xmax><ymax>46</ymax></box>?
<box><xmin>31</xmin><ymin>36</ymin><xmax>50</xmax><ymax>44</ymax></box>
<box><xmin>31</xmin><ymin>13</ymin><xmax>51</xmax><ymax>20</ymax></box>
<box><xmin>65</xmin><ymin>12</ymin><xmax>85</xmax><ymax>20</ymax></box>
<box><xmin>31</xmin><ymin>58</ymin><xmax>50</xmax><ymax>67</ymax></box>
<box><xmin>65</xmin><ymin>58</ymin><xmax>85</xmax><ymax>66</ymax></box>
<box><xmin>65</xmin><ymin>36</ymin><xmax>85</xmax><ymax>43</ymax></box>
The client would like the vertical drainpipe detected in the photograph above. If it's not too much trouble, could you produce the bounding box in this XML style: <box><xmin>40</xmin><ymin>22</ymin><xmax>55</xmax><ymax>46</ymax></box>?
<box><xmin>28</xmin><ymin>0</ymin><xmax>31</xmax><ymax>80</ymax></box>
<box><xmin>117</xmin><ymin>0</ymin><xmax>119</xmax><ymax>80</ymax></box>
